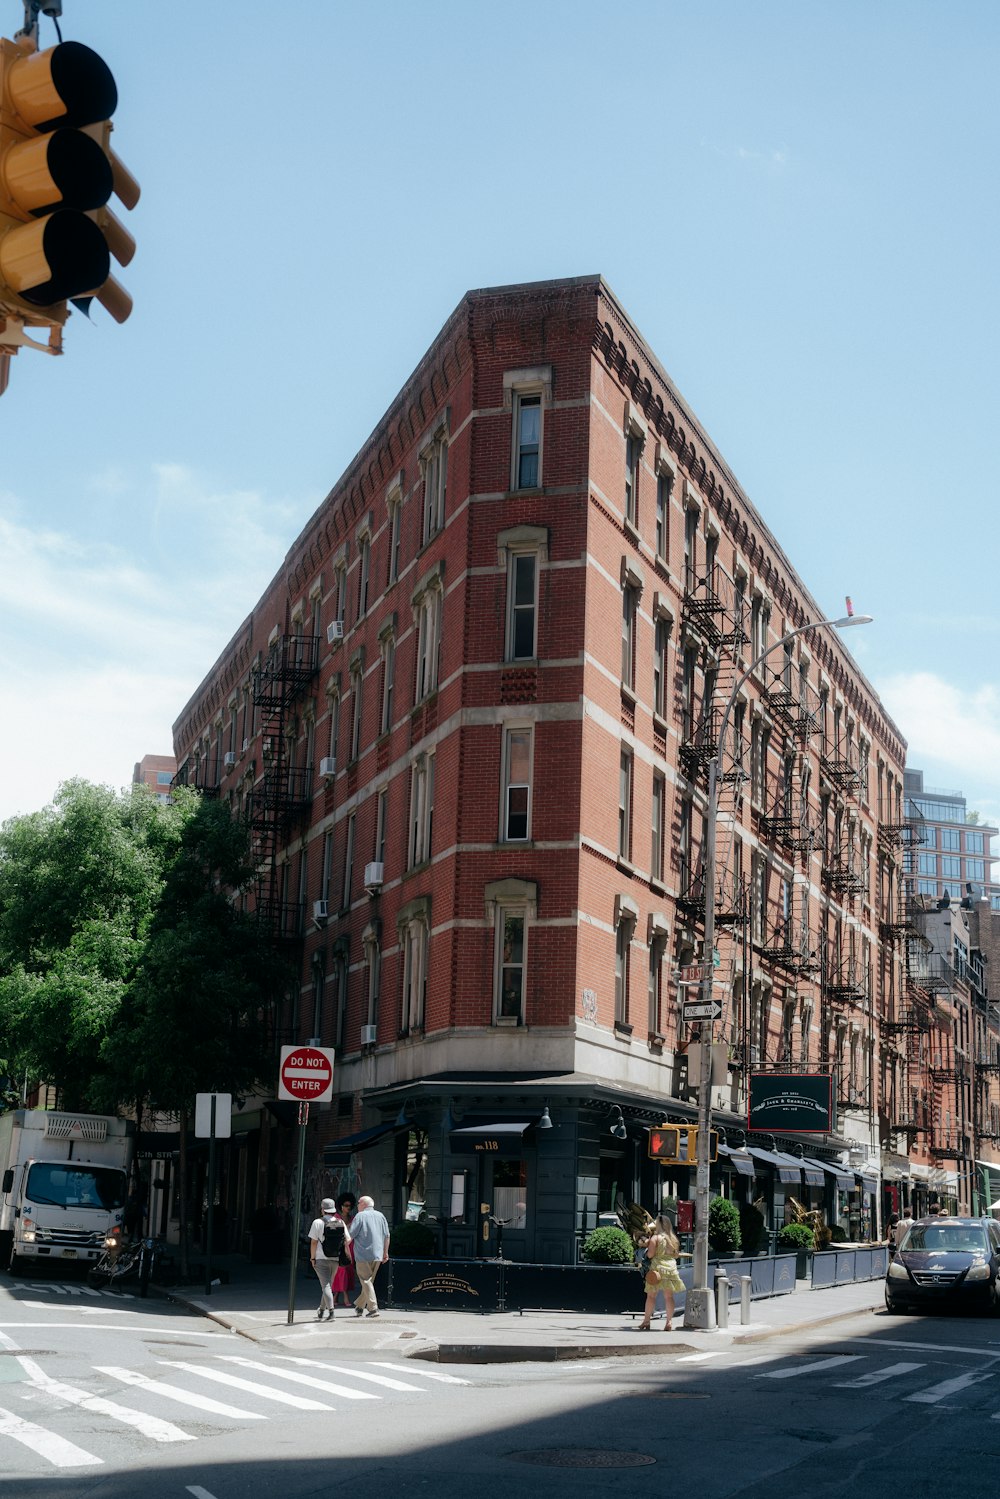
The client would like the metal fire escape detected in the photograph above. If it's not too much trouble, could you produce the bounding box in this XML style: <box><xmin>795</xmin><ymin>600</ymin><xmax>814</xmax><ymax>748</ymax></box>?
<box><xmin>247</xmin><ymin>633</ymin><xmax>320</xmax><ymax>938</ymax></box>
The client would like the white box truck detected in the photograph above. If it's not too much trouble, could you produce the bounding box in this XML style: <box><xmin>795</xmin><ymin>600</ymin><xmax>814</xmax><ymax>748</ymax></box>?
<box><xmin>0</xmin><ymin>1110</ymin><xmax>133</xmax><ymax>1274</ymax></box>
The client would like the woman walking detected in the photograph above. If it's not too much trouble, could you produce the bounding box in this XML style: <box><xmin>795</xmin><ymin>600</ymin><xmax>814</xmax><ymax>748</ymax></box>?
<box><xmin>638</xmin><ymin>1214</ymin><xmax>684</xmax><ymax>1331</ymax></box>
<box><xmin>308</xmin><ymin>1198</ymin><xmax>350</xmax><ymax>1320</ymax></box>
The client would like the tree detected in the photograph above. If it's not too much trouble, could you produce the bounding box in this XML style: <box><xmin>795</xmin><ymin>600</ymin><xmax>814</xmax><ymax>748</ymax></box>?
<box><xmin>0</xmin><ymin>780</ymin><xmax>179</xmax><ymax>1109</ymax></box>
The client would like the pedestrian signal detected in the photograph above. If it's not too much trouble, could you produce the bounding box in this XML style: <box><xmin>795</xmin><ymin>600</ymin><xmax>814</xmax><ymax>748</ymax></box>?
<box><xmin>647</xmin><ymin>1125</ymin><xmax>718</xmax><ymax>1164</ymax></box>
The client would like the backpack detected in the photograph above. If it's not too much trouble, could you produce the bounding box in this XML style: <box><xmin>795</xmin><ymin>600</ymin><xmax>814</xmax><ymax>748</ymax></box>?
<box><xmin>321</xmin><ymin>1220</ymin><xmax>345</xmax><ymax>1259</ymax></box>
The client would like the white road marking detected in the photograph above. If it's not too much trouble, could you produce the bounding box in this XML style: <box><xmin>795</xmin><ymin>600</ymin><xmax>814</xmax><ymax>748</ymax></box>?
<box><xmin>0</xmin><ymin>1323</ymin><xmax>237</xmax><ymax>1335</ymax></box>
<box><xmin>0</xmin><ymin>1331</ymin><xmax>18</xmax><ymax>1350</ymax></box>
<box><xmin>675</xmin><ymin>1352</ymin><xmax>727</xmax><ymax>1364</ymax></box>
<box><xmin>161</xmin><ymin>1360</ymin><xmax>333</xmax><ymax>1411</ymax></box>
<box><xmin>840</xmin><ymin>1336</ymin><xmax>1000</xmax><ymax>1360</ymax></box>
<box><xmin>370</xmin><ymin>1360</ymin><xmax>471</xmax><ymax>1384</ymax></box>
<box><xmin>220</xmin><ymin>1356</ymin><xmax>378</xmax><ymax>1400</ymax></box>
<box><xmin>276</xmin><ymin>1355</ymin><xmax>426</xmax><ymax>1392</ymax></box>
<box><xmin>0</xmin><ymin>1404</ymin><xmax>102</xmax><ymax>1468</ymax></box>
<box><xmin>12</xmin><ymin>1281</ymin><xmax>126</xmax><ymax>1299</ymax></box>
<box><xmin>904</xmin><ymin>1371</ymin><xmax>993</xmax><ymax>1404</ymax></box>
<box><xmin>97</xmin><ymin>1365</ymin><xmax>266</xmax><ymax>1419</ymax></box>
<box><xmin>834</xmin><ymin>1361</ymin><xmax>925</xmax><ymax>1387</ymax></box>
<box><xmin>186</xmin><ymin>1486</ymin><xmax>222</xmax><ymax>1499</ymax></box>
<box><xmin>759</xmin><ymin>1355</ymin><xmax>863</xmax><ymax>1380</ymax></box>
<box><xmin>16</xmin><ymin>1356</ymin><xmax>194</xmax><ymax>1443</ymax></box>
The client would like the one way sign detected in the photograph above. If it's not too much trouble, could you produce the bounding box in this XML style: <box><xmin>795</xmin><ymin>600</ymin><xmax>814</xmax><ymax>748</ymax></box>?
<box><xmin>682</xmin><ymin>998</ymin><xmax>723</xmax><ymax>1023</ymax></box>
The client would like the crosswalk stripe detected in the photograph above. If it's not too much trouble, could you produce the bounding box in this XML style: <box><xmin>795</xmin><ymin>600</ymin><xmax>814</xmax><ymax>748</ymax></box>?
<box><xmin>160</xmin><ymin>1360</ymin><xmax>333</xmax><ymax>1411</ymax></box>
<box><xmin>275</xmin><ymin>1356</ymin><xmax>425</xmax><ymax>1393</ymax></box>
<box><xmin>905</xmin><ymin>1371</ymin><xmax>993</xmax><ymax>1404</ymax></box>
<box><xmin>369</xmin><ymin>1361</ymin><xmax>470</xmax><ymax>1385</ymax></box>
<box><xmin>16</xmin><ymin>1357</ymin><xmax>193</xmax><ymax>1443</ymax></box>
<box><xmin>0</xmin><ymin>1404</ymin><xmax>103</xmax><ymax>1468</ymax></box>
<box><xmin>834</xmin><ymin>1361</ymin><xmax>925</xmax><ymax>1388</ymax></box>
<box><xmin>759</xmin><ymin>1355</ymin><xmax>863</xmax><ymax>1380</ymax></box>
<box><xmin>96</xmin><ymin>1366</ymin><xmax>266</xmax><ymax>1419</ymax></box>
<box><xmin>219</xmin><ymin>1356</ymin><xmax>378</xmax><ymax>1401</ymax></box>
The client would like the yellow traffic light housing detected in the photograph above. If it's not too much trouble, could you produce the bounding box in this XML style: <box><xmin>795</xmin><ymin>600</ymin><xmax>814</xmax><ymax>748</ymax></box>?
<box><xmin>647</xmin><ymin>1124</ymin><xmax>718</xmax><ymax>1164</ymax></box>
<box><xmin>0</xmin><ymin>31</ymin><xmax>139</xmax><ymax>376</ymax></box>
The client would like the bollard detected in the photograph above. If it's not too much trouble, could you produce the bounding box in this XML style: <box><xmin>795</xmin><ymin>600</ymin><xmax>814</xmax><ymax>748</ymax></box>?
<box><xmin>714</xmin><ymin>1266</ymin><xmax>729</xmax><ymax>1328</ymax></box>
<box><xmin>740</xmin><ymin>1274</ymin><xmax>752</xmax><ymax>1323</ymax></box>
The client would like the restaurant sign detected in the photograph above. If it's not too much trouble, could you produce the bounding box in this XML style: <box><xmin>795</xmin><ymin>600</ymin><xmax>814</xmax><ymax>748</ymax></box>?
<box><xmin>748</xmin><ymin>1072</ymin><xmax>832</xmax><ymax>1133</ymax></box>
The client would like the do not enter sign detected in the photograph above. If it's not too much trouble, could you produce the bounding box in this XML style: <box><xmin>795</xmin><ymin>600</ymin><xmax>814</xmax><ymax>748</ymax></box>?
<box><xmin>278</xmin><ymin>1045</ymin><xmax>336</xmax><ymax>1103</ymax></box>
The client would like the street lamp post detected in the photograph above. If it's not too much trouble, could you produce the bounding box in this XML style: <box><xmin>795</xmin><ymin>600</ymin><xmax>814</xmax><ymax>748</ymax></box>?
<box><xmin>683</xmin><ymin>608</ymin><xmax>873</xmax><ymax>1330</ymax></box>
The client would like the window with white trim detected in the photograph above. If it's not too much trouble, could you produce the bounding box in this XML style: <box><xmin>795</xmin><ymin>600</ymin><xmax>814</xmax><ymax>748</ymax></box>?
<box><xmin>357</xmin><ymin>532</ymin><xmax>371</xmax><ymax>619</ymax></box>
<box><xmin>334</xmin><ymin>556</ymin><xmax>348</xmax><ymax>632</ymax></box>
<box><xmin>349</xmin><ymin>662</ymin><xmax>363</xmax><ymax>761</ymax></box>
<box><xmin>399</xmin><ymin>899</ymin><xmax>430</xmax><ymax>1033</ymax></box>
<box><xmin>652</xmin><ymin>614</ymin><xmax>670</xmax><ymax>719</ymax></box>
<box><xmin>499</xmin><ymin>525</ymin><xmax>547</xmax><ymax>664</ymax></box>
<box><xmin>648</xmin><ymin>918</ymin><xmax>668</xmax><ymax>1038</ymax></box>
<box><xmin>321</xmin><ymin>828</ymin><xmax>334</xmax><ymax>906</ymax></box>
<box><xmin>409</xmin><ymin>751</ymin><xmax>435</xmax><ymax>868</ymax></box>
<box><xmin>380</xmin><ymin>632</ymin><xmax>395</xmax><ymax>735</ymax></box>
<box><xmin>374</xmin><ymin>786</ymin><xmax>388</xmax><ymax>870</ymax></box>
<box><xmin>618</xmin><ymin>747</ymin><xmax>633</xmax><ymax>864</ymax></box>
<box><xmin>502</xmin><ymin>726</ymin><xmax>531</xmax><ymax>842</ymax></box>
<box><xmin>625</xmin><ymin>429</ymin><xmax>641</xmax><ymax>527</ymax></box>
<box><xmin>342</xmin><ymin>812</ymin><xmax>355</xmax><ymax>912</ymax></box>
<box><xmin>651</xmin><ymin>772</ymin><xmax>666</xmax><ymax>885</ymax></box>
<box><xmin>614</xmin><ymin>897</ymin><xmax>637</xmax><ymax>1029</ymax></box>
<box><xmin>386</xmin><ymin>480</ymin><xmax>403</xmax><ymax>586</ymax></box>
<box><xmin>310</xmin><ymin>951</ymin><xmax>324</xmax><ymax>1041</ymax></box>
<box><xmin>420</xmin><ymin>430</ymin><xmax>447</xmax><ymax>544</ymax></box>
<box><xmin>327</xmin><ymin>688</ymin><xmax>340</xmax><ymax>767</ymax></box>
<box><xmin>621</xmin><ymin>584</ymin><xmax>638</xmax><ymax>688</ymax></box>
<box><xmin>363</xmin><ymin>921</ymin><xmax>380</xmax><ymax>1029</ymax></box>
<box><xmin>513</xmin><ymin>393</ymin><xmax>541</xmax><ymax>489</ymax></box>
<box><xmin>655</xmin><ymin>461</ymin><xmax>673</xmax><ymax>563</ymax></box>
<box><xmin>414</xmin><ymin>580</ymin><xmax>442</xmax><ymax>701</ymax></box>
<box><xmin>486</xmin><ymin>878</ymin><xmax>537</xmax><ymax>1027</ymax></box>
<box><xmin>331</xmin><ymin>941</ymin><xmax>348</xmax><ymax>1049</ymax></box>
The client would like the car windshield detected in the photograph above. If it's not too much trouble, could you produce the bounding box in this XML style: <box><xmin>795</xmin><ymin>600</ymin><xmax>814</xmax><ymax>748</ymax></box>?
<box><xmin>902</xmin><ymin>1223</ymin><xmax>988</xmax><ymax>1254</ymax></box>
<box><xmin>25</xmin><ymin>1163</ymin><xmax>127</xmax><ymax>1211</ymax></box>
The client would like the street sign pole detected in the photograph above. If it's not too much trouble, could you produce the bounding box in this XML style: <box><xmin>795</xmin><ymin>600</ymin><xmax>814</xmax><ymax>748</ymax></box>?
<box><xmin>286</xmin><ymin>1101</ymin><xmax>309</xmax><ymax>1326</ymax></box>
<box><xmin>205</xmin><ymin>1094</ymin><xmax>216</xmax><ymax>1297</ymax></box>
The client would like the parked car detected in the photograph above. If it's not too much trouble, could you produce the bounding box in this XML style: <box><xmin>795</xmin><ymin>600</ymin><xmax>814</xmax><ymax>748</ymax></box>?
<box><xmin>885</xmin><ymin>1216</ymin><xmax>1000</xmax><ymax>1315</ymax></box>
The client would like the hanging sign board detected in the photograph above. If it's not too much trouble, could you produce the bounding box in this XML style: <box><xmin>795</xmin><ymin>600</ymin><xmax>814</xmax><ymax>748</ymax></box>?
<box><xmin>748</xmin><ymin>1072</ymin><xmax>832</xmax><ymax>1133</ymax></box>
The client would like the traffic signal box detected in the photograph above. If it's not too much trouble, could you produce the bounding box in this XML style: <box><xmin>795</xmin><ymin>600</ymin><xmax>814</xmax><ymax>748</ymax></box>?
<box><xmin>647</xmin><ymin>1124</ymin><xmax>719</xmax><ymax>1164</ymax></box>
<box><xmin>0</xmin><ymin>33</ymin><xmax>139</xmax><ymax>366</ymax></box>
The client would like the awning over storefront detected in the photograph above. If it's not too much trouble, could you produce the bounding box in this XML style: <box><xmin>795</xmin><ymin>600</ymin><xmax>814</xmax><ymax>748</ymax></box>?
<box><xmin>789</xmin><ymin>1156</ymin><xmax>825</xmax><ymax>1187</ymax></box>
<box><xmin>448</xmin><ymin>1120</ymin><xmax>533</xmax><ymax>1158</ymax></box>
<box><xmin>881</xmin><ymin>1152</ymin><xmax>910</xmax><ymax>1182</ymax></box>
<box><xmin>322</xmin><ymin>1121</ymin><xmax>399</xmax><ymax>1165</ymax></box>
<box><xmin>717</xmin><ymin>1144</ymin><xmax>755</xmax><ymax>1176</ymax></box>
<box><xmin>746</xmin><ymin>1147</ymin><xmax>801</xmax><ymax>1184</ymax></box>
<box><xmin>856</xmin><ymin>1169</ymin><xmax>879</xmax><ymax>1196</ymax></box>
<box><xmin>800</xmin><ymin>1157</ymin><xmax>856</xmax><ymax>1191</ymax></box>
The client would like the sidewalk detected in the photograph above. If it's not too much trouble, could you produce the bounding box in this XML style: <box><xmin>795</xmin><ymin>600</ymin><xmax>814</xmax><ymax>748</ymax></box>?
<box><xmin>164</xmin><ymin>1257</ymin><xmax>885</xmax><ymax>1363</ymax></box>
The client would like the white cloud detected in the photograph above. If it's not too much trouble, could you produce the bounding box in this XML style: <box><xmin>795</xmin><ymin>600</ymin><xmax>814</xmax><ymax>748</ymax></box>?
<box><xmin>0</xmin><ymin>468</ymin><xmax>308</xmax><ymax>824</ymax></box>
<box><xmin>878</xmin><ymin>671</ymin><xmax>1000</xmax><ymax>827</ymax></box>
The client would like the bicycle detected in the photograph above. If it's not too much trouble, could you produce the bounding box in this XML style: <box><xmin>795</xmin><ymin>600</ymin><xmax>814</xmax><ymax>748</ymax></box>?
<box><xmin>88</xmin><ymin>1235</ymin><xmax>174</xmax><ymax>1296</ymax></box>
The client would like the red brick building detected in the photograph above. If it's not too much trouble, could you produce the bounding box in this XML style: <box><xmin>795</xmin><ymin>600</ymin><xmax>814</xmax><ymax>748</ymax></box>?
<box><xmin>173</xmin><ymin>276</ymin><xmax>919</xmax><ymax>1261</ymax></box>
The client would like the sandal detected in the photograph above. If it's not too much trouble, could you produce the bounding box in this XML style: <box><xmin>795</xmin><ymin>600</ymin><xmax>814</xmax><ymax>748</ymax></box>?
<box><xmin>638</xmin><ymin>1322</ymin><xmax>651</xmax><ymax>1331</ymax></box>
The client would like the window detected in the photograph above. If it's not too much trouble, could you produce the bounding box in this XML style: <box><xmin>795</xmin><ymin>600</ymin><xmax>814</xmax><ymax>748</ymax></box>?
<box><xmin>399</xmin><ymin>899</ymin><xmax>430</xmax><ymax>1033</ymax></box>
<box><xmin>966</xmin><ymin>858</ymin><xmax>985</xmax><ymax>882</ymax></box>
<box><xmin>625</xmin><ymin>430</ymin><xmax>641</xmax><ymax>526</ymax></box>
<box><xmin>420</xmin><ymin>430</ymin><xmax>447</xmax><ymax>544</ymax></box>
<box><xmin>684</xmin><ymin>503</ymin><xmax>699</xmax><ymax>590</ymax></box>
<box><xmin>502</xmin><ymin>727</ymin><xmax>531</xmax><ymax>841</ymax></box>
<box><xmin>614</xmin><ymin>897</ymin><xmax>638</xmax><ymax>1029</ymax></box>
<box><xmin>651</xmin><ymin>773</ymin><xmax>666</xmax><ymax>885</ymax></box>
<box><xmin>508</xmin><ymin>551</ymin><xmax>538</xmax><ymax>660</ymax></box>
<box><xmin>413</xmin><ymin>575</ymin><xmax>443</xmax><ymax>701</ymax></box>
<box><xmin>621</xmin><ymin>585</ymin><xmax>637</xmax><ymax>687</ymax></box>
<box><xmin>331</xmin><ymin>943</ymin><xmax>348</xmax><ymax>1049</ymax></box>
<box><xmin>655</xmin><ymin>464</ymin><xmax>672</xmax><ymax>562</ymax></box>
<box><xmin>327</xmin><ymin>691</ymin><xmax>341</xmax><ymax>767</ymax></box>
<box><xmin>156</xmin><ymin>770</ymin><xmax>172</xmax><ymax>785</ymax></box>
<box><xmin>363</xmin><ymin>921</ymin><xmax>381</xmax><ymax>1028</ymax></box>
<box><xmin>966</xmin><ymin>830</ymin><xmax>984</xmax><ymax>854</ymax></box>
<box><xmin>918</xmin><ymin>852</ymin><xmax>937</xmax><ymax>876</ymax></box>
<box><xmin>321</xmin><ymin>829</ymin><xmax>334</xmax><ymax>905</ymax></box>
<box><xmin>409</xmin><ymin>752</ymin><xmax>435</xmax><ymax>867</ymax></box>
<box><xmin>941</xmin><ymin>827</ymin><xmax>960</xmax><ymax>852</ymax></box>
<box><xmin>386</xmin><ymin>483</ymin><xmax>402</xmax><ymax>586</ymax></box>
<box><xmin>380</xmin><ymin>634</ymin><xmax>395</xmax><ymax>735</ymax></box>
<box><xmin>334</xmin><ymin>557</ymin><xmax>348</xmax><ymax>631</ymax></box>
<box><xmin>941</xmin><ymin>856</ymin><xmax>961</xmax><ymax>878</ymax></box>
<box><xmin>349</xmin><ymin>665</ymin><xmax>363</xmax><ymax>762</ymax></box>
<box><xmin>310</xmin><ymin>952</ymin><xmax>324</xmax><ymax>1042</ymax></box>
<box><xmin>497</xmin><ymin>911</ymin><xmax>525</xmax><ymax>1021</ymax></box>
<box><xmin>357</xmin><ymin>532</ymin><xmax>371</xmax><ymax>619</ymax></box>
<box><xmin>618</xmin><ymin>748</ymin><xmax>633</xmax><ymax>863</ymax></box>
<box><xmin>375</xmin><ymin>787</ymin><xmax>388</xmax><ymax>871</ymax></box>
<box><xmin>917</xmin><ymin>879</ymin><xmax>937</xmax><ymax>896</ymax></box>
<box><xmin>751</xmin><ymin>594</ymin><xmax>770</xmax><ymax>660</ymax></box>
<box><xmin>342</xmin><ymin>813</ymin><xmax>355</xmax><ymax>911</ymax></box>
<box><xmin>513</xmin><ymin>393</ymin><xmax>541</xmax><ymax>489</ymax></box>
<box><xmin>652</xmin><ymin>615</ymin><xmax>670</xmax><ymax>720</ymax></box>
<box><xmin>648</xmin><ymin>917</ymin><xmax>668</xmax><ymax>1037</ymax></box>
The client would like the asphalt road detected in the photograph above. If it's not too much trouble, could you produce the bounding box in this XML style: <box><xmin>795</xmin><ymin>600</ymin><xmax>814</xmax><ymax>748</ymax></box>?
<box><xmin>3</xmin><ymin>1269</ymin><xmax>1000</xmax><ymax>1498</ymax></box>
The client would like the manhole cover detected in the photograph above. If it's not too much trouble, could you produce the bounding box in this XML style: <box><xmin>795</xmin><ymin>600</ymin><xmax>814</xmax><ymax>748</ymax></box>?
<box><xmin>508</xmin><ymin>1449</ymin><xmax>656</xmax><ymax>1468</ymax></box>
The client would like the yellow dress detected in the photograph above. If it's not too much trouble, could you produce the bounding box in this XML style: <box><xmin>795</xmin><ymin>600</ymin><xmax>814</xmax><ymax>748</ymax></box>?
<box><xmin>644</xmin><ymin>1234</ymin><xmax>684</xmax><ymax>1294</ymax></box>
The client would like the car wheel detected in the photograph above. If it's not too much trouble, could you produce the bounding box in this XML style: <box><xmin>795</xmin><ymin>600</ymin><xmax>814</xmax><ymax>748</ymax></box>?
<box><xmin>884</xmin><ymin>1293</ymin><xmax>903</xmax><ymax>1315</ymax></box>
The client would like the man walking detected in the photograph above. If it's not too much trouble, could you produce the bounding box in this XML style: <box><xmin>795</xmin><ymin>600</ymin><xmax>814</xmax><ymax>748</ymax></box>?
<box><xmin>351</xmin><ymin>1195</ymin><xmax>390</xmax><ymax>1319</ymax></box>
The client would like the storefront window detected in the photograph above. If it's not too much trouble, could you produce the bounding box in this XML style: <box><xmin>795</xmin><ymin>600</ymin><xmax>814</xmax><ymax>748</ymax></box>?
<box><xmin>493</xmin><ymin>1158</ymin><xmax>527</xmax><ymax>1230</ymax></box>
<box><xmin>400</xmin><ymin>1128</ymin><xmax>429</xmax><ymax>1222</ymax></box>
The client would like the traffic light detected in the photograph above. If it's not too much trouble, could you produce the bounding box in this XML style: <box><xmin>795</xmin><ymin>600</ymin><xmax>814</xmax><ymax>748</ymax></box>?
<box><xmin>0</xmin><ymin>31</ymin><xmax>138</xmax><ymax>363</ymax></box>
<box><xmin>647</xmin><ymin>1124</ymin><xmax>718</xmax><ymax>1164</ymax></box>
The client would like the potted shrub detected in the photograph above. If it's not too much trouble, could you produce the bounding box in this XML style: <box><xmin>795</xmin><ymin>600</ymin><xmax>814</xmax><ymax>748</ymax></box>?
<box><xmin>777</xmin><ymin>1221</ymin><xmax>815</xmax><ymax>1279</ymax></box>
<box><xmin>708</xmin><ymin>1196</ymin><xmax>742</xmax><ymax>1257</ymax></box>
<box><xmin>581</xmin><ymin>1226</ymin><xmax>636</xmax><ymax>1265</ymax></box>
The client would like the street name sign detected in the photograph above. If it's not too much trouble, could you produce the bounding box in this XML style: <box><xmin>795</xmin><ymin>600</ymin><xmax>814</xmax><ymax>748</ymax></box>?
<box><xmin>278</xmin><ymin>1045</ymin><xmax>336</xmax><ymax>1103</ymax></box>
<box><xmin>194</xmin><ymin>1091</ymin><xmax>232</xmax><ymax>1138</ymax></box>
<box><xmin>682</xmin><ymin>998</ymin><xmax>723</xmax><ymax>1023</ymax></box>
<box><xmin>673</xmin><ymin>962</ymin><xmax>712</xmax><ymax>987</ymax></box>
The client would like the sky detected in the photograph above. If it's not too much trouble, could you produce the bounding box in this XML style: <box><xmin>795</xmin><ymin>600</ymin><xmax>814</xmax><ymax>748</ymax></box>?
<box><xmin>1</xmin><ymin>0</ymin><xmax>998</xmax><ymax>835</ymax></box>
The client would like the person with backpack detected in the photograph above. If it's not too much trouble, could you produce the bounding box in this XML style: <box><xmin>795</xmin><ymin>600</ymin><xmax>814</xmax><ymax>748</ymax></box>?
<box><xmin>308</xmin><ymin>1198</ymin><xmax>351</xmax><ymax>1320</ymax></box>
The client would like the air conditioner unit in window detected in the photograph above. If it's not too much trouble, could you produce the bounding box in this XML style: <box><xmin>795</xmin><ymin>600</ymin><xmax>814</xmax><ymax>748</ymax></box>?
<box><xmin>327</xmin><ymin>620</ymin><xmax>344</xmax><ymax>644</ymax></box>
<box><xmin>223</xmin><ymin>751</ymin><xmax>237</xmax><ymax>769</ymax></box>
<box><xmin>319</xmin><ymin>757</ymin><xmax>336</xmax><ymax>778</ymax></box>
<box><xmin>360</xmin><ymin>1024</ymin><xmax>377</xmax><ymax>1047</ymax></box>
<box><xmin>313</xmin><ymin>900</ymin><xmax>329</xmax><ymax>923</ymax></box>
<box><xmin>364</xmin><ymin>861</ymin><xmax>384</xmax><ymax>892</ymax></box>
